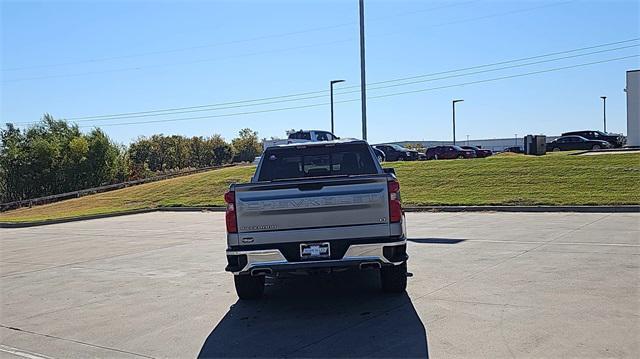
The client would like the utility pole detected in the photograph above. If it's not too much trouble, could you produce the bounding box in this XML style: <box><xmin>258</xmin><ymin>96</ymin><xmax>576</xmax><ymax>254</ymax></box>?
<box><xmin>359</xmin><ymin>0</ymin><xmax>367</xmax><ymax>140</ymax></box>
<box><xmin>601</xmin><ymin>96</ymin><xmax>607</xmax><ymax>132</ymax></box>
<box><xmin>330</xmin><ymin>80</ymin><xmax>345</xmax><ymax>134</ymax></box>
<box><xmin>452</xmin><ymin>99</ymin><xmax>464</xmax><ymax>145</ymax></box>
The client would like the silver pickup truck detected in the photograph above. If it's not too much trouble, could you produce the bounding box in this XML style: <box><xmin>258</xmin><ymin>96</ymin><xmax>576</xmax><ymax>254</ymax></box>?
<box><xmin>224</xmin><ymin>139</ymin><xmax>408</xmax><ymax>299</ymax></box>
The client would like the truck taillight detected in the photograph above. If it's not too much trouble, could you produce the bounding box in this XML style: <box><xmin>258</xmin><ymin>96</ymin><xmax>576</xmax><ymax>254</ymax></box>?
<box><xmin>224</xmin><ymin>190</ymin><xmax>238</xmax><ymax>233</ymax></box>
<box><xmin>388</xmin><ymin>180</ymin><xmax>402</xmax><ymax>223</ymax></box>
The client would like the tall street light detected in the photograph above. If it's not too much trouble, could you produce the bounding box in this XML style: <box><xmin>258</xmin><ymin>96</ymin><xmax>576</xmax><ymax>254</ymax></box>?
<box><xmin>600</xmin><ymin>96</ymin><xmax>607</xmax><ymax>132</ymax></box>
<box><xmin>330</xmin><ymin>80</ymin><xmax>345</xmax><ymax>134</ymax></box>
<box><xmin>359</xmin><ymin>0</ymin><xmax>368</xmax><ymax>140</ymax></box>
<box><xmin>452</xmin><ymin>99</ymin><xmax>464</xmax><ymax>145</ymax></box>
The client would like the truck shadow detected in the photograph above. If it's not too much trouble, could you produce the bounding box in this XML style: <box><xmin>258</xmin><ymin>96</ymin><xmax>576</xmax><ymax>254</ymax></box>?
<box><xmin>198</xmin><ymin>270</ymin><xmax>428</xmax><ymax>358</ymax></box>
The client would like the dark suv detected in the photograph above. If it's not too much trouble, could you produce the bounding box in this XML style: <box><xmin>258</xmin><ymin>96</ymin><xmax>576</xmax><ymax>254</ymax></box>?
<box><xmin>373</xmin><ymin>144</ymin><xmax>420</xmax><ymax>161</ymax></box>
<box><xmin>561</xmin><ymin>130</ymin><xmax>625</xmax><ymax>148</ymax></box>
<box><xmin>425</xmin><ymin>145</ymin><xmax>476</xmax><ymax>160</ymax></box>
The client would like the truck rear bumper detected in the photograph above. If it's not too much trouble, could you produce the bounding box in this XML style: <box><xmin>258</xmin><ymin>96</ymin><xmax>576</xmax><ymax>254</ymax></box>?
<box><xmin>225</xmin><ymin>238</ymin><xmax>407</xmax><ymax>275</ymax></box>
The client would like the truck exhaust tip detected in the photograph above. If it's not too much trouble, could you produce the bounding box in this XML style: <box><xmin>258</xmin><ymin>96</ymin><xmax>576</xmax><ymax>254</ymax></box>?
<box><xmin>250</xmin><ymin>268</ymin><xmax>273</xmax><ymax>276</ymax></box>
<box><xmin>359</xmin><ymin>262</ymin><xmax>382</xmax><ymax>270</ymax></box>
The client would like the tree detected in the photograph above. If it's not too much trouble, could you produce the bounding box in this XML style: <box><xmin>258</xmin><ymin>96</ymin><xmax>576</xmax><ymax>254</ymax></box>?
<box><xmin>128</xmin><ymin>133</ymin><xmax>234</xmax><ymax>173</ymax></box>
<box><xmin>231</xmin><ymin>128</ymin><xmax>261</xmax><ymax>163</ymax></box>
<box><xmin>0</xmin><ymin>115</ymin><xmax>123</xmax><ymax>202</ymax></box>
<box><xmin>207</xmin><ymin>134</ymin><xmax>234</xmax><ymax>165</ymax></box>
<box><xmin>85</xmin><ymin>128</ymin><xmax>120</xmax><ymax>187</ymax></box>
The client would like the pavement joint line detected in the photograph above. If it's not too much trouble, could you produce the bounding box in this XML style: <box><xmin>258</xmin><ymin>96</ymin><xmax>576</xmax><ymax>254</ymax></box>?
<box><xmin>425</xmin><ymin>297</ymin><xmax>535</xmax><ymax>309</ymax></box>
<box><xmin>0</xmin><ymin>241</ymin><xmax>194</xmax><ymax>279</ymax></box>
<box><xmin>6</xmin><ymin>298</ymin><xmax>110</xmax><ymax>325</ymax></box>
<box><xmin>0</xmin><ymin>325</ymin><xmax>155</xmax><ymax>359</ymax></box>
<box><xmin>0</xmin><ymin>260</ymin><xmax>60</xmax><ymax>266</ymax></box>
<box><xmin>533</xmin><ymin>249</ymin><xmax>640</xmax><ymax>255</ymax></box>
<box><xmin>454</xmin><ymin>239</ymin><xmax>640</xmax><ymax>247</ymax></box>
<box><xmin>0</xmin><ymin>344</ymin><xmax>55</xmax><ymax>359</ymax></box>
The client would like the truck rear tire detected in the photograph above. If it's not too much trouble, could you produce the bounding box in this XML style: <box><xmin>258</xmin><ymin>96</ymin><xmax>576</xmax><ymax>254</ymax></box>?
<box><xmin>380</xmin><ymin>262</ymin><xmax>407</xmax><ymax>293</ymax></box>
<box><xmin>234</xmin><ymin>274</ymin><xmax>265</xmax><ymax>300</ymax></box>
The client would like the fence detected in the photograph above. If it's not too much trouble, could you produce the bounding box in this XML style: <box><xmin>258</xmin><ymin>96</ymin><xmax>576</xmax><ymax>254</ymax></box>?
<box><xmin>0</xmin><ymin>163</ymin><xmax>239</xmax><ymax>212</ymax></box>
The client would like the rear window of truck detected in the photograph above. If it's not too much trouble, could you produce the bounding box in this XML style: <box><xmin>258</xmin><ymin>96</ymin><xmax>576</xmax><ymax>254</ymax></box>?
<box><xmin>258</xmin><ymin>143</ymin><xmax>378</xmax><ymax>181</ymax></box>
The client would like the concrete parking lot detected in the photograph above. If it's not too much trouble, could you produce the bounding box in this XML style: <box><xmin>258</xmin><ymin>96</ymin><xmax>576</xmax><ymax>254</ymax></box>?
<box><xmin>1</xmin><ymin>211</ymin><xmax>639</xmax><ymax>358</ymax></box>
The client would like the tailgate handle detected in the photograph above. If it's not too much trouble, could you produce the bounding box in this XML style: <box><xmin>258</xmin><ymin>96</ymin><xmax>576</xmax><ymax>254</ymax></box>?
<box><xmin>298</xmin><ymin>183</ymin><xmax>324</xmax><ymax>191</ymax></box>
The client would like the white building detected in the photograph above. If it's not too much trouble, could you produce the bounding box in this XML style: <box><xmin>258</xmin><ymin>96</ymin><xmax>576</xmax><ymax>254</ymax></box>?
<box><xmin>626</xmin><ymin>70</ymin><xmax>639</xmax><ymax>147</ymax></box>
<box><xmin>395</xmin><ymin>136</ymin><xmax>558</xmax><ymax>152</ymax></box>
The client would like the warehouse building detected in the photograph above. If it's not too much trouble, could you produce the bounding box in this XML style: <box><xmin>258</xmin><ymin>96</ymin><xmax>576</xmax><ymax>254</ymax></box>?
<box><xmin>626</xmin><ymin>70</ymin><xmax>639</xmax><ymax>147</ymax></box>
<box><xmin>396</xmin><ymin>137</ymin><xmax>559</xmax><ymax>152</ymax></box>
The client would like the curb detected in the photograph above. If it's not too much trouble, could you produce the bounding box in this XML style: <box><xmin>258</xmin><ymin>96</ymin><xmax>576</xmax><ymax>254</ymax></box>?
<box><xmin>2</xmin><ymin>205</ymin><xmax>638</xmax><ymax>228</ymax></box>
<box><xmin>156</xmin><ymin>206</ymin><xmax>225</xmax><ymax>212</ymax></box>
<box><xmin>404</xmin><ymin>205</ymin><xmax>640</xmax><ymax>213</ymax></box>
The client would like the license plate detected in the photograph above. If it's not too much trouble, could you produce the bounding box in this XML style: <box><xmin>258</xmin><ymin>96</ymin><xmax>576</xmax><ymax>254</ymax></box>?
<box><xmin>300</xmin><ymin>242</ymin><xmax>330</xmax><ymax>260</ymax></box>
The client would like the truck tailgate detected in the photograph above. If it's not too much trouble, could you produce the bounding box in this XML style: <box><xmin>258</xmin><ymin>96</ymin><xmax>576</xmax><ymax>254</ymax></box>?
<box><xmin>234</xmin><ymin>176</ymin><xmax>390</xmax><ymax>243</ymax></box>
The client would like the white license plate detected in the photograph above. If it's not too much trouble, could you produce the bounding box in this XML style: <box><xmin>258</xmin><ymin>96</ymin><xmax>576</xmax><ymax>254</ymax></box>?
<box><xmin>300</xmin><ymin>243</ymin><xmax>331</xmax><ymax>259</ymax></box>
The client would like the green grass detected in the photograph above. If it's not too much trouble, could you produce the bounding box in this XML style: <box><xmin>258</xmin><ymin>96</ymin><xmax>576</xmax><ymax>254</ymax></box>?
<box><xmin>393</xmin><ymin>151</ymin><xmax>640</xmax><ymax>206</ymax></box>
<box><xmin>1</xmin><ymin>152</ymin><xmax>639</xmax><ymax>223</ymax></box>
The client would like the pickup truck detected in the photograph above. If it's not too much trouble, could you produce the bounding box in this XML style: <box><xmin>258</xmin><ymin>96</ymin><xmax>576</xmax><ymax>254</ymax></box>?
<box><xmin>262</xmin><ymin>130</ymin><xmax>338</xmax><ymax>150</ymax></box>
<box><xmin>224</xmin><ymin>139</ymin><xmax>408</xmax><ymax>299</ymax></box>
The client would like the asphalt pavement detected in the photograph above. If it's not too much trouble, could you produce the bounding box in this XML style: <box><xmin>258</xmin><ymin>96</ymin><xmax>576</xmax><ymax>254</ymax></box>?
<box><xmin>1</xmin><ymin>212</ymin><xmax>638</xmax><ymax>358</ymax></box>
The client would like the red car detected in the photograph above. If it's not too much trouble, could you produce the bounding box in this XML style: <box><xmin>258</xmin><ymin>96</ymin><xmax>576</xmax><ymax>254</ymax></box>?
<box><xmin>460</xmin><ymin>145</ymin><xmax>493</xmax><ymax>158</ymax></box>
<box><xmin>425</xmin><ymin>145</ymin><xmax>476</xmax><ymax>160</ymax></box>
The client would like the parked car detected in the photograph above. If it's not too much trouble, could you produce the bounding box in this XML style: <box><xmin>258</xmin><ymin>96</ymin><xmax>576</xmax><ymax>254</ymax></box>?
<box><xmin>503</xmin><ymin>146</ymin><xmax>523</xmax><ymax>154</ymax></box>
<box><xmin>561</xmin><ymin>130</ymin><xmax>625</xmax><ymax>148</ymax></box>
<box><xmin>460</xmin><ymin>145</ymin><xmax>493</xmax><ymax>158</ymax></box>
<box><xmin>371</xmin><ymin>146</ymin><xmax>386</xmax><ymax>162</ymax></box>
<box><xmin>373</xmin><ymin>144</ymin><xmax>420</xmax><ymax>161</ymax></box>
<box><xmin>225</xmin><ymin>139</ymin><xmax>407</xmax><ymax>299</ymax></box>
<box><xmin>547</xmin><ymin>135</ymin><xmax>611</xmax><ymax>151</ymax></box>
<box><xmin>425</xmin><ymin>145</ymin><xmax>476</xmax><ymax>160</ymax></box>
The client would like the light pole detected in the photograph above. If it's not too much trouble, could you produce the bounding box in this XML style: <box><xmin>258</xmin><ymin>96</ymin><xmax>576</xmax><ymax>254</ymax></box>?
<box><xmin>452</xmin><ymin>99</ymin><xmax>464</xmax><ymax>145</ymax></box>
<box><xmin>330</xmin><ymin>80</ymin><xmax>345</xmax><ymax>134</ymax></box>
<box><xmin>515</xmin><ymin>134</ymin><xmax>518</xmax><ymax>146</ymax></box>
<box><xmin>359</xmin><ymin>0</ymin><xmax>368</xmax><ymax>140</ymax></box>
<box><xmin>600</xmin><ymin>96</ymin><xmax>607</xmax><ymax>132</ymax></box>
<box><xmin>466</xmin><ymin>135</ymin><xmax>470</xmax><ymax>146</ymax></box>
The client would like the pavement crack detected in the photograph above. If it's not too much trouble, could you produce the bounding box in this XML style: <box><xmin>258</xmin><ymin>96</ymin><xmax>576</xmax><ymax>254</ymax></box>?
<box><xmin>499</xmin><ymin>304</ymin><xmax>516</xmax><ymax>359</ymax></box>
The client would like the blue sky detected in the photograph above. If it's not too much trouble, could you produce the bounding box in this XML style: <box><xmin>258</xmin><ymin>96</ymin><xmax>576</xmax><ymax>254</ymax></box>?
<box><xmin>2</xmin><ymin>0</ymin><xmax>639</xmax><ymax>145</ymax></box>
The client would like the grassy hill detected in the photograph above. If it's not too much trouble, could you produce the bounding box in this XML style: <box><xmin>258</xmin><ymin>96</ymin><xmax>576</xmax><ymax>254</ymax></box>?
<box><xmin>1</xmin><ymin>152</ymin><xmax>639</xmax><ymax>223</ymax></box>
